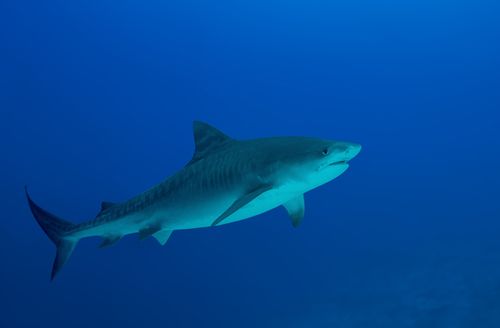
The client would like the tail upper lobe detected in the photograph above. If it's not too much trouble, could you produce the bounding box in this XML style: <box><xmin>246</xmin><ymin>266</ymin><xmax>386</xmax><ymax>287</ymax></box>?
<box><xmin>25</xmin><ymin>187</ymin><xmax>78</xmax><ymax>280</ymax></box>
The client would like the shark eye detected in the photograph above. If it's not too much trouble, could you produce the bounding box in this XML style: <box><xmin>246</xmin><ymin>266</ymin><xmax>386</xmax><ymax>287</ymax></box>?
<box><xmin>322</xmin><ymin>148</ymin><xmax>329</xmax><ymax>156</ymax></box>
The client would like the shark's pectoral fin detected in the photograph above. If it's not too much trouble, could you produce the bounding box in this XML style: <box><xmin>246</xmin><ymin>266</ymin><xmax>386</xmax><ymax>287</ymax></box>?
<box><xmin>211</xmin><ymin>184</ymin><xmax>273</xmax><ymax>227</ymax></box>
<box><xmin>99</xmin><ymin>235</ymin><xmax>122</xmax><ymax>248</ymax></box>
<box><xmin>283</xmin><ymin>194</ymin><xmax>305</xmax><ymax>228</ymax></box>
<box><xmin>153</xmin><ymin>230</ymin><xmax>173</xmax><ymax>246</ymax></box>
<box><xmin>139</xmin><ymin>226</ymin><xmax>162</xmax><ymax>240</ymax></box>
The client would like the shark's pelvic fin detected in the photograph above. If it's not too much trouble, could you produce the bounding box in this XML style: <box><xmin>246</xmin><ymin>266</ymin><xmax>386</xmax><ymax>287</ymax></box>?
<box><xmin>153</xmin><ymin>230</ymin><xmax>173</xmax><ymax>246</ymax></box>
<box><xmin>211</xmin><ymin>184</ymin><xmax>273</xmax><ymax>226</ymax></box>
<box><xmin>99</xmin><ymin>235</ymin><xmax>122</xmax><ymax>248</ymax></box>
<box><xmin>188</xmin><ymin>121</ymin><xmax>234</xmax><ymax>165</ymax></box>
<box><xmin>25</xmin><ymin>187</ymin><xmax>79</xmax><ymax>281</ymax></box>
<box><xmin>139</xmin><ymin>226</ymin><xmax>162</xmax><ymax>240</ymax></box>
<box><xmin>283</xmin><ymin>195</ymin><xmax>305</xmax><ymax>228</ymax></box>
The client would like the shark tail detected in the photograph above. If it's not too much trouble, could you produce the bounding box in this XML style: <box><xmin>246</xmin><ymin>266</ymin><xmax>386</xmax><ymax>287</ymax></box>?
<box><xmin>25</xmin><ymin>187</ymin><xmax>79</xmax><ymax>280</ymax></box>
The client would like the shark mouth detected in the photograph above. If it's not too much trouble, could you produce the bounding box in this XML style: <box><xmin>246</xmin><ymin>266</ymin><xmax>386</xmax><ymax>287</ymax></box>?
<box><xmin>328</xmin><ymin>160</ymin><xmax>348</xmax><ymax>166</ymax></box>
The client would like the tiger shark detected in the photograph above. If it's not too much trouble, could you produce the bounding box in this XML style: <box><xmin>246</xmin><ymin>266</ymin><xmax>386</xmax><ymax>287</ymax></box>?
<box><xmin>26</xmin><ymin>121</ymin><xmax>361</xmax><ymax>280</ymax></box>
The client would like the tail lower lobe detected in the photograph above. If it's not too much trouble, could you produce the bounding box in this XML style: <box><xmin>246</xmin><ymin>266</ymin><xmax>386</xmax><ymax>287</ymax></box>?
<box><xmin>25</xmin><ymin>187</ymin><xmax>78</xmax><ymax>280</ymax></box>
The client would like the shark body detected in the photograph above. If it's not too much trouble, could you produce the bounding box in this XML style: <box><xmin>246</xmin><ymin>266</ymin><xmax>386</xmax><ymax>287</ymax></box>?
<box><xmin>26</xmin><ymin>121</ymin><xmax>361</xmax><ymax>279</ymax></box>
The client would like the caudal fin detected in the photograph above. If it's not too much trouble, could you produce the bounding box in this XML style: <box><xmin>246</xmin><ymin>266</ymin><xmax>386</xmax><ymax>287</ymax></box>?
<box><xmin>25</xmin><ymin>187</ymin><xmax>78</xmax><ymax>280</ymax></box>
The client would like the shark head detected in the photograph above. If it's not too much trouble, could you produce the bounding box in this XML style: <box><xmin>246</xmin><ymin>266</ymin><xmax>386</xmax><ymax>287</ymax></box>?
<box><xmin>258</xmin><ymin>137</ymin><xmax>362</xmax><ymax>191</ymax></box>
<box><xmin>189</xmin><ymin>121</ymin><xmax>361</xmax><ymax>193</ymax></box>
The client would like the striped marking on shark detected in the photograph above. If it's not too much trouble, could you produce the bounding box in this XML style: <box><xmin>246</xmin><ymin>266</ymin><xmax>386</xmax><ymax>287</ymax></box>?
<box><xmin>26</xmin><ymin>121</ymin><xmax>361</xmax><ymax>280</ymax></box>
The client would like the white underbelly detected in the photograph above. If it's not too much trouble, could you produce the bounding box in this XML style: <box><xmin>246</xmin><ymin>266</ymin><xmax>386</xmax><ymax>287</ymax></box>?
<box><xmin>160</xmin><ymin>182</ymin><xmax>306</xmax><ymax>230</ymax></box>
<box><xmin>219</xmin><ymin>183</ymin><xmax>306</xmax><ymax>225</ymax></box>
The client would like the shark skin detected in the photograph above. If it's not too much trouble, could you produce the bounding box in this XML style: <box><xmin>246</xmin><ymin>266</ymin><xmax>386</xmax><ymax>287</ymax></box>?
<box><xmin>26</xmin><ymin>121</ymin><xmax>361</xmax><ymax>280</ymax></box>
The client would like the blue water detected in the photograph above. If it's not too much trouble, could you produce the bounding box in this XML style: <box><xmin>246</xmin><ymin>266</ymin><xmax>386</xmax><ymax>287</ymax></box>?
<box><xmin>1</xmin><ymin>0</ymin><xmax>499</xmax><ymax>327</ymax></box>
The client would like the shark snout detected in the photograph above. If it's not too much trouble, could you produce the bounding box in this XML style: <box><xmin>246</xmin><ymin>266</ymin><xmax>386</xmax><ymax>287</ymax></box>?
<box><xmin>326</xmin><ymin>142</ymin><xmax>361</xmax><ymax>167</ymax></box>
<box><xmin>343</xmin><ymin>143</ymin><xmax>362</xmax><ymax>161</ymax></box>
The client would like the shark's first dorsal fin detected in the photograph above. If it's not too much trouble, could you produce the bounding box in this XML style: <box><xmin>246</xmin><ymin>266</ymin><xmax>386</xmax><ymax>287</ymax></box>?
<box><xmin>188</xmin><ymin>121</ymin><xmax>234</xmax><ymax>165</ymax></box>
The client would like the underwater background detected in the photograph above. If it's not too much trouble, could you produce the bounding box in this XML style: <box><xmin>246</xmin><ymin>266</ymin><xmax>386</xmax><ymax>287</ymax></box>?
<box><xmin>1</xmin><ymin>0</ymin><xmax>499</xmax><ymax>327</ymax></box>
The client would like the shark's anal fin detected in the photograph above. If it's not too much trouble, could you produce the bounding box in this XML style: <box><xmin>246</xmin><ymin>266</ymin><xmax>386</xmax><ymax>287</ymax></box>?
<box><xmin>99</xmin><ymin>235</ymin><xmax>122</xmax><ymax>248</ymax></box>
<box><xmin>139</xmin><ymin>226</ymin><xmax>162</xmax><ymax>240</ymax></box>
<box><xmin>283</xmin><ymin>194</ymin><xmax>305</xmax><ymax>228</ymax></box>
<box><xmin>211</xmin><ymin>184</ymin><xmax>273</xmax><ymax>227</ymax></box>
<box><xmin>153</xmin><ymin>230</ymin><xmax>173</xmax><ymax>246</ymax></box>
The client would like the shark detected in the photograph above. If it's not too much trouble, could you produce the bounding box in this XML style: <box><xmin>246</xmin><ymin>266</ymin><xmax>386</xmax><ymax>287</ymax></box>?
<box><xmin>26</xmin><ymin>121</ymin><xmax>361</xmax><ymax>280</ymax></box>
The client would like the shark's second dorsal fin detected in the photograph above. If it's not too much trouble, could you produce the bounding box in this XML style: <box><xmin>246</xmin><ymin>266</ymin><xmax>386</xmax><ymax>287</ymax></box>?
<box><xmin>96</xmin><ymin>201</ymin><xmax>117</xmax><ymax>217</ymax></box>
<box><xmin>188</xmin><ymin>121</ymin><xmax>233</xmax><ymax>165</ymax></box>
<box><xmin>101</xmin><ymin>202</ymin><xmax>116</xmax><ymax>211</ymax></box>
